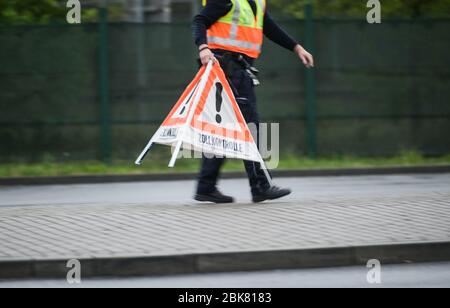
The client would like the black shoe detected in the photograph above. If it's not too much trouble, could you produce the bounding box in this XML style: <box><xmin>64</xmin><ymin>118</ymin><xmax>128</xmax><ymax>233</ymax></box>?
<box><xmin>195</xmin><ymin>190</ymin><xmax>235</xmax><ymax>204</ymax></box>
<box><xmin>252</xmin><ymin>186</ymin><xmax>292</xmax><ymax>203</ymax></box>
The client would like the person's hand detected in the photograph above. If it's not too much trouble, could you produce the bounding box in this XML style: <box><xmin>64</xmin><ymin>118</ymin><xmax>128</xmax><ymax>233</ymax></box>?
<box><xmin>199</xmin><ymin>44</ymin><xmax>216</xmax><ymax>66</ymax></box>
<box><xmin>294</xmin><ymin>44</ymin><xmax>314</xmax><ymax>68</ymax></box>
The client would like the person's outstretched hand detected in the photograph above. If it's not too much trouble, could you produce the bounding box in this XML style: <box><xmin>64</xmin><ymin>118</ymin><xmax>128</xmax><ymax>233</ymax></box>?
<box><xmin>294</xmin><ymin>44</ymin><xmax>314</xmax><ymax>68</ymax></box>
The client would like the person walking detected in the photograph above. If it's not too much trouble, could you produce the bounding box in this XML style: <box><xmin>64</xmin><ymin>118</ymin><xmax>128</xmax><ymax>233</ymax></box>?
<box><xmin>193</xmin><ymin>0</ymin><xmax>314</xmax><ymax>204</ymax></box>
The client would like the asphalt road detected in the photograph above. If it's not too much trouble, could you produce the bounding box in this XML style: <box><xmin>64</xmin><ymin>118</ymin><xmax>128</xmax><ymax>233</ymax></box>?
<box><xmin>0</xmin><ymin>174</ymin><xmax>449</xmax><ymax>207</ymax></box>
<box><xmin>1</xmin><ymin>262</ymin><xmax>449</xmax><ymax>288</ymax></box>
<box><xmin>0</xmin><ymin>174</ymin><xmax>449</xmax><ymax>287</ymax></box>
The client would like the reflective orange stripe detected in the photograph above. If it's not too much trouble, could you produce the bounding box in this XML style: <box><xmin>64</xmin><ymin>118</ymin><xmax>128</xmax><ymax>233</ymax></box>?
<box><xmin>207</xmin><ymin>22</ymin><xmax>233</xmax><ymax>39</ymax></box>
<box><xmin>208</xmin><ymin>22</ymin><xmax>262</xmax><ymax>44</ymax></box>
<box><xmin>235</xmin><ymin>26</ymin><xmax>263</xmax><ymax>45</ymax></box>
<box><xmin>207</xmin><ymin>26</ymin><xmax>263</xmax><ymax>58</ymax></box>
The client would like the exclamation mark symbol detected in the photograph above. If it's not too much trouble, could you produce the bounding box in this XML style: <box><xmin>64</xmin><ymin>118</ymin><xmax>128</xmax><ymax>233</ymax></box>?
<box><xmin>215</xmin><ymin>82</ymin><xmax>223</xmax><ymax>124</ymax></box>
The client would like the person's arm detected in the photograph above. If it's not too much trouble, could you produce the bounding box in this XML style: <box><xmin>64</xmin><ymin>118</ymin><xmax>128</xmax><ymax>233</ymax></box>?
<box><xmin>264</xmin><ymin>12</ymin><xmax>314</xmax><ymax>68</ymax></box>
<box><xmin>192</xmin><ymin>0</ymin><xmax>232</xmax><ymax>65</ymax></box>
<box><xmin>263</xmin><ymin>12</ymin><xmax>298</xmax><ymax>51</ymax></box>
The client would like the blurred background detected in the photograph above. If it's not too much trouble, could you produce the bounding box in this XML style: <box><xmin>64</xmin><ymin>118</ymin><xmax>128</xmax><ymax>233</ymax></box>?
<box><xmin>0</xmin><ymin>0</ymin><xmax>449</xmax><ymax>176</ymax></box>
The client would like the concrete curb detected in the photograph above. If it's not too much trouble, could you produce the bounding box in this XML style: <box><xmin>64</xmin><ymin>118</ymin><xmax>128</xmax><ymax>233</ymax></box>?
<box><xmin>1</xmin><ymin>165</ymin><xmax>450</xmax><ymax>186</ymax></box>
<box><xmin>1</xmin><ymin>241</ymin><xmax>449</xmax><ymax>279</ymax></box>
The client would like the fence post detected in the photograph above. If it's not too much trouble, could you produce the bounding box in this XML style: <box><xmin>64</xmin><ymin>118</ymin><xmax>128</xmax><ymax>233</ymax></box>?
<box><xmin>98</xmin><ymin>4</ymin><xmax>112</xmax><ymax>164</ymax></box>
<box><xmin>305</xmin><ymin>1</ymin><xmax>317</xmax><ymax>158</ymax></box>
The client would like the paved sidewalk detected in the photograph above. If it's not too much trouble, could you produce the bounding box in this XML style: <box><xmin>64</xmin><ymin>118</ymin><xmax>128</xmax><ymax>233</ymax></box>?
<box><xmin>0</xmin><ymin>174</ymin><xmax>450</xmax><ymax>278</ymax></box>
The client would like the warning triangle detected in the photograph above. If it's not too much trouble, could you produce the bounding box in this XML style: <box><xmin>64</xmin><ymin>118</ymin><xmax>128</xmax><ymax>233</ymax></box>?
<box><xmin>190</xmin><ymin>62</ymin><xmax>252</xmax><ymax>143</ymax></box>
<box><xmin>136</xmin><ymin>61</ymin><xmax>264</xmax><ymax>166</ymax></box>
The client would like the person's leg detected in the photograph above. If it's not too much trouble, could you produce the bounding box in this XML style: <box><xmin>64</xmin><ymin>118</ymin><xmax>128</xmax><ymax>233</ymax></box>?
<box><xmin>234</xmin><ymin>66</ymin><xmax>291</xmax><ymax>202</ymax></box>
<box><xmin>232</xmin><ymin>68</ymin><xmax>271</xmax><ymax>196</ymax></box>
<box><xmin>239</xmin><ymin>105</ymin><xmax>272</xmax><ymax>196</ymax></box>
<box><xmin>196</xmin><ymin>155</ymin><xmax>225</xmax><ymax>194</ymax></box>
<box><xmin>241</xmin><ymin>102</ymin><xmax>291</xmax><ymax>202</ymax></box>
<box><xmin>243</xmin><ymin>142</ymin><xmax>272</xmax><ymax>196</ymax></box>
<box><xmin>195</xmin><ymin>154</ymin><xmax>234</xmax><ymax>203</ymax></box>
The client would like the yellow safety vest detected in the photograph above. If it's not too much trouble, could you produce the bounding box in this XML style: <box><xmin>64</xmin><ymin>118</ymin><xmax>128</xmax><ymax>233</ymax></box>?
<box><xmin>203</xmin><ymin>0</ymin><xmax>266</xmax><ymax>58</ymax></box>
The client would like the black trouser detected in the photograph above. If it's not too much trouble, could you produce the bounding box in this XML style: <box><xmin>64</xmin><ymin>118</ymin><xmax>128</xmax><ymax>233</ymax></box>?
<box><xmin>196</xmin><ymin>52</ymin><xmax>271</xmax><ymax>196</ymax></box>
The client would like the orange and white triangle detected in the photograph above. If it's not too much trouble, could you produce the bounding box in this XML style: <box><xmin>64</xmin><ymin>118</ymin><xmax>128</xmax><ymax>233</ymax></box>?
<box><xmin>136</xmin><ymin>61</ymin><xmax>263</xmax><ymax>166</ymax></box>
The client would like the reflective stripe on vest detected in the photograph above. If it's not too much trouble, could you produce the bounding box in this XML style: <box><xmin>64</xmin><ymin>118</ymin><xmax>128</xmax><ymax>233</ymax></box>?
<box><xmin>230</xmin><ymin>0</ymin><xmax>241</xmax><ymax>40</ymax></box>
<box><xmin>205</xmin><ymin>0</ymin><xmax>266</xmax><ymax>59</ymax></box>
<box><xmin>208</xmin><ymin>36</ymin><xmax>261</xmax><ymax>52</ymax></box>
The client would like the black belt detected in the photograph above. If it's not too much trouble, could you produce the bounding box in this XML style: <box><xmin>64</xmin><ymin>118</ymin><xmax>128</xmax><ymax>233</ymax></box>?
<box><xmin>214</xmin><ymin>50</ymin><xmax>261</xmax><ymax>87</ymax></box>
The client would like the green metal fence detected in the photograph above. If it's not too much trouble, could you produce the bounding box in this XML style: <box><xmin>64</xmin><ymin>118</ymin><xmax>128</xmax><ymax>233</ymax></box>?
<box><xmin>1</xmin><ymin>10</ymin><xmax>449</xmax><ymax>163</ymax></box>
